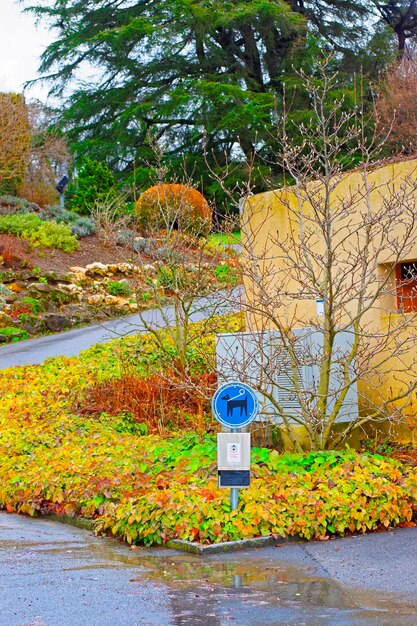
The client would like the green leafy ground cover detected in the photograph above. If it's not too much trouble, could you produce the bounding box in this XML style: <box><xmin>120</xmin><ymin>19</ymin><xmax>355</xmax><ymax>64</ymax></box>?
<box><xmin>1</xmin><ymin>316</ymin><xmax>417</xmax><ymax>545</ymax></box>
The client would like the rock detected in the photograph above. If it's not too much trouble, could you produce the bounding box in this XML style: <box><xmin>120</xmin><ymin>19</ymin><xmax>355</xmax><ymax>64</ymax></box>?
<box><xmin>60</xmin><ymin>272</ymin><xmax>78</xmax><ymax>282</ymax></box>
<box><xmin>68</xmin><ymin>270</ymin><xmax>88</xmax><ymax>284</ymax></box>
<box><xmin>8</xmin><ymin>282</ymin><xmax>25</xmax><ymax>293</ymax></box>
<box><xmin>87</xmin><ymin>294</ymin><xmax>105</xmax><ymax>306</ymax></box>
<box><xmin>115</xmin><ymin>295</ymin><xmax>129</xmax><ymax>307</ymax></box>
<box><xmin>103</xmin><ymin>295</ymin><xmax>121</xmax><ymax>306</ymax></box>
<box><xmin>128</xmin><ymin>301</ymin><xmax>138</xmax><ymax>312</ymax></box>
<box><xmin>28</xmin><ymin>282</ymin><xmax>52</xmax><ymax>293</ymax></box>
<box><xmin>61</xmin><ymin>303</ymin><xmax>94</xmax><ymax>323</ymax></box>
<box><xmin>43</xmin><ymin>271</ymin><xmax>58</xmax><ymax>282</ymax></box>
<box><xmin>57</xmin><ymin>283</ymin><xmax>83</xmax><ymax>294</ymax></box>
<box><xmin>0</xmin><ymin>334</ymin><xmax>8</xmax><ymax>343</ymax></box>
<box><xmin>20</xmin><ymin>317</ymin><xmax>43</xmax><ymax>334</ymax></box>
<box><xmin>40</xmin><ymin>313</ymin><xmax>72</xmax><ymax>332</ymax></box>
<box><xmin>85</xmin><ymin>262</ymin><xmax>109</xmax><ymax>277</ymax></box>
<box><xmin>4</xmin><ymin>270</ymin><xmax>31</xmax><ymax>282</ymax></box>
<box><xmin>143</xmin><ymin>264</ymin><xmax>156</xmax><ymax>272</ymax></box>
<box><xmin>69</xmin><ymin>266</ymin><xmax>87</xmax><ymax>274</ymax></box>
<box><xmin>47</xmin><ymin>287</ymin><xmax>77</xmax><ymax>306</ymax></box>
<box><xmin>0</xmin><ymin>269</ymin><xmax>15</xmax><ymax>283</ymax></box>
<box><xmin>115</xmin><ymin>263</ymin><xmax>134</xmax><ymax>275</ymax></box>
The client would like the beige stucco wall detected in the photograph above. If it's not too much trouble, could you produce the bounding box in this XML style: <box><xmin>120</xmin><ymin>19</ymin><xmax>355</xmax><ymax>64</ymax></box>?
<box><xmin>242</xmin><ymin>158</ymin><xmax>417</xmax><ymax>417</ymax></box>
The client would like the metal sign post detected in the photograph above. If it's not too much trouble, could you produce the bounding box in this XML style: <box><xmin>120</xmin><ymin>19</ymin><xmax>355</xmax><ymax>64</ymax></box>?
<box><xmin>211</xmin><ymin>381</ymin><xmax>259</xmax><ymax>511</ymax></box>
<box><xmin>56</xmin><ymin>175</ymin><xmax>69</xmax><ymax>210</ymax></box>
<box><xmin>230</xmin><ymin>427</ymin><xmax>239</xmax><ymax>511</ymax></box>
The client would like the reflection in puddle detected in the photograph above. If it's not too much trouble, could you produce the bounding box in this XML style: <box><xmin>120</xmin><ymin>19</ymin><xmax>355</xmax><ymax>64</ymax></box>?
<box><xmin>50</xmin><ymin>542</ymin><xmax>417</xmax><ymax>626</ymax></box>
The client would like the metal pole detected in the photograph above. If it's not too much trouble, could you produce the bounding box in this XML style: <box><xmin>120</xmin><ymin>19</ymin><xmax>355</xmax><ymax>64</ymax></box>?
<box><xmin>230</xmin><ymin>427</ymin><xmax>239</xmax><ymax>511</ymax></box>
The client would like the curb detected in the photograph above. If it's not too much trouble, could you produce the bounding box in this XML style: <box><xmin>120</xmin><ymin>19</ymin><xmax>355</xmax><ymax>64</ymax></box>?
<box><xmin>31</xmin><ymin>512</ymin><xmax>302</xmax><ymax>555</ymax></box>
<box><xmin>165</xmin><ymin>534</ymin><xmax>301</xmax><ymax>555</ymax></box>
<box><xmin>41</xmin><ymin>513</ymin><xmax>94</xmax><ymax>531</ymax></box>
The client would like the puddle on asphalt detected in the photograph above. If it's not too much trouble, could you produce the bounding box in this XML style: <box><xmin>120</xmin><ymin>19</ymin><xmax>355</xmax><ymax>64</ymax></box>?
<box><xmin>42</xmin><ymin>539</ymin><xmax>417</xmax><ymax>626</ymax></box>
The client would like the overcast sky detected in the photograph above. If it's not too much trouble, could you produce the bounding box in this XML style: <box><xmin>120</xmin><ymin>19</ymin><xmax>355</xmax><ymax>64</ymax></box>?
<box><xmin>0</xmin><ymin>0</ymin><xmax>54</xmax><ymax>100</ymax></box>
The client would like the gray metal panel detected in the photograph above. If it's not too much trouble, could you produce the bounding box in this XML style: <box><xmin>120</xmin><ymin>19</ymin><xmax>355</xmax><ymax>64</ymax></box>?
<box><xmin>216</xmin><ymin>328</ymin><xmax>358</xmax><ymax>424</ymax></box>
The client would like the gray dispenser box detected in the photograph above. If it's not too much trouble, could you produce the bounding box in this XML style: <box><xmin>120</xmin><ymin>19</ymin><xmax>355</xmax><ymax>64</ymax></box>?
<box><xmin>217</xmin><ymin>432</ymin><xmax>251</xmax><ymax>488</ymax></box>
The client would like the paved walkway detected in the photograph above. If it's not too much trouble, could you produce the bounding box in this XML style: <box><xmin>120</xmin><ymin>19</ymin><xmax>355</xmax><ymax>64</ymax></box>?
<box><xmin>0</xmin><ymin>288</ymin><xmax>243</xmax><ymax>369</ymax></box>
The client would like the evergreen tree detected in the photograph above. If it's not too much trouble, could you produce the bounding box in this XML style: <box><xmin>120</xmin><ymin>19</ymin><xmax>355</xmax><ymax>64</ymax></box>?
<box><xmin>25</xmin><ymin>0</ymin><xmax>399</xmax><ymax>206</ymax></box>
<box><xmin>68</xmin><ymin>157</ymin><xmax>115</xmax><ymax>215</ymax></box>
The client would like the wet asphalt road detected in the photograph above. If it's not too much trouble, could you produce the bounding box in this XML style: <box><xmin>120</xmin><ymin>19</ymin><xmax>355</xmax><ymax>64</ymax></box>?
<box><xmin>0</xmin><ymin>288</ymin><xmax>242</xmax><ymax>370</ymax></box>
<box><xmin>1</xmin><ymin>512</ymin><xmax>417</xmax><ymax>626</ymax></box>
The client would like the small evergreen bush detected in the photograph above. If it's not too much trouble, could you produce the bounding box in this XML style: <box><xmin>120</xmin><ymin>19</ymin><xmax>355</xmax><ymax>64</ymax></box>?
<box><xmin>70</xmin><ymin>216</ymin><xmax>96</xmax><ymax>238</ymax></box>
<box><xmin>0</xmin><ymin>196</ymin><xmax>41</xmax><ymax>215</ymax></box>
<box><xmin>40</xmin><ymin>206</ymin><xmax>96</xmax><ymax>238</ymax></box>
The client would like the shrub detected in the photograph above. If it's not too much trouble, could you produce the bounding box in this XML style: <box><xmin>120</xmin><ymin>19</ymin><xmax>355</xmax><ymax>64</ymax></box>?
<box><xmin>24</xmin><ymin>220</ymin><xmax>79</xmax><ymax>252</ymax></box>
<box><xmin>39</xmin><ymin>205</ymin><xmax>96</xmax><ymax>238</ymax></box>
<box><xmin>0</xmin><ymin>213</ymin><xmax>41</xmax><ymax>236</ymax></box>
<box><xmin>90</xmin><ymin>192</ymin><xmax>131</xmax><ymax>246</ymax></box>
<box><xmin>156</xmin><ymin>266</ymin><xmax>176</xmax><ymax>292</ymax></box>
<box><xmin>69</xmin><ymin>216</ymin><xmax>96</xmax><ymax>238</ymax></box>
<box><xmin>20</xmin><ymin>180</ymin><xmax>58</xmax><ymax>207</ymax></box>
<box><xmin>78</xmin><ymin>371</ymin><xmax>217</xmax><ymax>433</ymax></box>
<box><xmin>135</xmin><ymin>184</ymin><xmax>211</xmax><ymax>234</ymax></box>
<box><xmin>0</xmin><ymin>234</ymin><xmax>27</xmax><ymax>266</ymax></box>
<box><xmin>107</xmin><ymin>280</ymin><xmax>132</xmax><ymax>297</ymax></box>
<box><xmin>0</xmin><ymin>214</ymin><xmax>79</xmax><ymax>252</ymax></box>
<box><xmin>0</xmin><ymin>195</ymin><xmax>41</xmax><ymax>214</ymax></box>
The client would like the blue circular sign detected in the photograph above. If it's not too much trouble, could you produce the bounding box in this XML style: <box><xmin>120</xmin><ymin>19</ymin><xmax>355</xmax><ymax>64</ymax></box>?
<box><xmin>212</xmin><ymin>381</ymin><xmax>259</xmax><ymax>429</ymax></box>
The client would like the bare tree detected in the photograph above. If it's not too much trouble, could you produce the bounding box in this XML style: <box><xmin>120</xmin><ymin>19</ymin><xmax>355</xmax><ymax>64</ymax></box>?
<box><xmin>131</xmin><ymin>173</ymin><xmax>240</xmax><ymax>426</ymax></box>
<box><xmin>375</xmin><ymin>54</ymin><xmax>417</xmax><ymax>152</ymax></box>
<box><xmin>215</xmin><ymin>60</ymin><xmax>417</xmax><ymax>450</ymax></box>
<box><xmin>21</xmin><ymin>100</ymin><xmax>70</xmax><ymax>206</ymax></box>
<box><xmin>87</xmin><ymin>151</ymin><xmax>241</xmax><ymax>429</ymax></box>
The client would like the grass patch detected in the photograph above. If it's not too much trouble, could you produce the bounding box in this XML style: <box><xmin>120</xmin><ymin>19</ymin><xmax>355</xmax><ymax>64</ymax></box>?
<box><xmin>206</xmin><ymin>231</ymin><xmax>241</xmax><ymax>252</ymax></box>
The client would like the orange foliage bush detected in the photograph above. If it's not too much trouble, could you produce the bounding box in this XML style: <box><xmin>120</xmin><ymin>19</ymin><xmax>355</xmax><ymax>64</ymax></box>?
<box><xmin>135</xmin><ymin>184</ymin><xmax>211</xmax><ymax>233</ymax></box>
<box><xmin>78</xmin><ymin>371</ymin><xmax>217</xmax><ymax>432</ymax></box>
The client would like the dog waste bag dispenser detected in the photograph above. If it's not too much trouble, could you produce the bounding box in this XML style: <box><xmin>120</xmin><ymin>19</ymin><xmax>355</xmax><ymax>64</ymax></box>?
<box><xmin>211</xmin><ymin>382</ymin><xmax>259</xmax><ymax>500</ymax></box>
<box><xmin>217</xmin><ymin>432</ymin><xmax>251</xmax><ymax>487</ymax></box>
